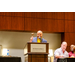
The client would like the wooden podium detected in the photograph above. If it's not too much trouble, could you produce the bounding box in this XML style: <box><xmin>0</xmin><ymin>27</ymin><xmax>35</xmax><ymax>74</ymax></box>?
<box><xmin>24</xmin><ymin>42</ymin><xmax>49</xmax><ymax>62</ymax></box>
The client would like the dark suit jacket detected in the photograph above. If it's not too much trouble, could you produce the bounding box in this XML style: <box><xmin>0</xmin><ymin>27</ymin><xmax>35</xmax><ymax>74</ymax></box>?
<box><xmin>32</xmin><ymin>37</ymin><xmax>47</xmax><ymax>43</ymax></box>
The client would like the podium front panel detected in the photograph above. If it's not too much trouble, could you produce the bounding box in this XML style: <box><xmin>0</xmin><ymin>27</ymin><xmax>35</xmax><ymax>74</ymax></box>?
<box><xmin>27</xmin><ymin>43</ymin><xmax>49</xmax><ymax>53</ymax></box>
<box><xmin>31</xmin><ymin>44</ymin><xmax>46</xmax><ymax>52</ymax></box>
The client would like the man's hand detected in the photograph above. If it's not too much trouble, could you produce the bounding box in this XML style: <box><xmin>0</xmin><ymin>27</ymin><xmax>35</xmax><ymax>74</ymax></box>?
<box><xmin>30</xmin><ymin>36</ymin><xmax>33</xmax><ymax>42</ymax></box>
<box><xmin>59</xmin><ymin>55</ymin><xmax>64</xmax><ymax>58</ymax></box>
<box><xmin>55</xmin><ymin>55</ymin><xmax>63</xmax><ymax>58</ymax></box>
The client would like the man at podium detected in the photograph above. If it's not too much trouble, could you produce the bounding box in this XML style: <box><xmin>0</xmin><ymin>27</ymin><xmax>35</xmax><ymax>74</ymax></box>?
<box><xmin>30</xmin><ymin>30</ymin><xmax>47</xmax><ymax>43</ymax></box>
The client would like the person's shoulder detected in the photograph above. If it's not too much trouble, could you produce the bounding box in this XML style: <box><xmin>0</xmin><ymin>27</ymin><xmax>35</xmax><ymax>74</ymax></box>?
<box><xmin>65</xmin><ymin>51</ymin><xmax>71</xmax><ymax>53</ymax></box>
<box><xmin>54</xmin><ymin>48</ymin><xmax>61</xmax><ymax>53</ymax></box>
<box><xmin>42</xmin><ymin>38</ymin><xmax>47</xmax><ymax>42</ymax></box>
<box><xmin>55</xmin><ymin>48</ymin><xmax>61</xmax><ymax>51</ymax></box>
<box><xmin>32</xmin><ymin>37</ymin><xmax>37</xmax><ymax>42</ymax></box>
<box><xmin>54</xmin><ymin>48</ymin><xmax>61</xmax><ymax>54</ymax></box>
<box><xmin>33</xmin><ymin>37</ymin><xmax>37</xmax><ymax>39</ymax></box>
<box><xmin>68</xmin><ymin>51</ymin><xmax>71</xmax><ymax>53</ymax></box>
<box><xmin>68</xmin><ymin>51</ymin><xmax>72</xmax><ymax>55</ymax></box>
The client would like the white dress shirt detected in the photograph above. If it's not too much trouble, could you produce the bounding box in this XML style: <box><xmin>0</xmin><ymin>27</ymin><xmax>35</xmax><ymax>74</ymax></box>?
<box><xmin>54</xmin><ymin>47</ymin><xmax>69</xmax><ymax>62</ymax></box>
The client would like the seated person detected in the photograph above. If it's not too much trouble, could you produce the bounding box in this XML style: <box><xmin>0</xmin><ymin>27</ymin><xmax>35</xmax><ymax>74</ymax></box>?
<box><xmin>54</xmin><ymin>42</ymin><xmax>69</xmax><ymax>62</ymax></box>
<box><xmin>30</xmin><ymin>30</ymin><xmax>47</xmax><ymax>43</ymax></box>
<box><xmin>68</xmin><ymin>45</ymin><xmax>75</xmax><ymax>57</ymax></box>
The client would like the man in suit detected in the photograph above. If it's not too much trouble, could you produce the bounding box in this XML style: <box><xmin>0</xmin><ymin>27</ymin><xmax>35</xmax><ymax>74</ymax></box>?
<box><xmin>30</xmin><ymin>30</ymin><xmax>47</xmax><ymax>43</ymax></box>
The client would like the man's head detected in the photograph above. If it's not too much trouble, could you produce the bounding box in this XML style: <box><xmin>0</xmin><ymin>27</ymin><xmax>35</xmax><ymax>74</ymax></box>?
<box><xmin>37</xmin><ymin>30</ymin><xmax>43</xmax><ymax>38</ymax></box>
<box><xmin>61</xmin><ymin>42</ymin><xmax>67</xmax><ymax>52</ymax></box>
<box><xmin>70</xmin><ymin>45</ymin><xmax>74</xmax><ymax>51</ymax></box>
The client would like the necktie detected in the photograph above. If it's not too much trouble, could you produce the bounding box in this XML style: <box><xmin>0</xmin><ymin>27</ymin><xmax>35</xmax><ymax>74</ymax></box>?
<box><xmin>37</xmin><ymin>38</ymin><xmax>42</xmax><ymax>43</ymax></box>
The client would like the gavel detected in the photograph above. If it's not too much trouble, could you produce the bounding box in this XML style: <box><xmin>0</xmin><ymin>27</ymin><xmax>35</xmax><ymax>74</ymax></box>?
<box><xmin>30</xmin><ymin>33</ymin><xmax>34</xmax><ymax>42</ymax></box>
<box><xmin>31</xmin><ymin>33</ymin><xmax>34</xmax><ymax>36</ymax></box>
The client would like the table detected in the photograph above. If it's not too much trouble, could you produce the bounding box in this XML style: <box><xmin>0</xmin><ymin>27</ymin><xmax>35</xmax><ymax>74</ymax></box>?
<box><xmin>0</xmin><ymin>56</ymin><xmax>21</xmax><ymax>62</ymax></box>
<box><xmin>57</xmin><ymin>58</ymin><xmax>75</xmax><ymax>62</ymax></box>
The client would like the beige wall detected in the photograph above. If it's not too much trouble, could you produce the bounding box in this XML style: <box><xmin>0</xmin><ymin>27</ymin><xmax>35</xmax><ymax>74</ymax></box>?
<box><xmin>0</xmin><ymin>31</ymin><xmax>61</xmax><ymax>49</ymax></box>
<box><xmin>0</xmin><ymin>31</ymin><xmax>61</xmax><ymax>61</ymax></box>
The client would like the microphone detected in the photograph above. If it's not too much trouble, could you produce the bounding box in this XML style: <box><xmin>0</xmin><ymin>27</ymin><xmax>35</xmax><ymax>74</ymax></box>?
<box><xmin>38</xmin><ymin>36</ymin><xmax>42</xmax><ymax>43</ymax></box>
<box><xmin>39</xmin><ymin>36</ymin><xmax>41</xmax><ymax>39</ymax></box>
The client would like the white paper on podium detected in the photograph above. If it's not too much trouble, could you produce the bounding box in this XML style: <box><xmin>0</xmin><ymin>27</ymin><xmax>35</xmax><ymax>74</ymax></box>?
<box><xmin>31</xmin><ymin>44</ymin><xmax>46</xmax><ymax>52</ymax></box>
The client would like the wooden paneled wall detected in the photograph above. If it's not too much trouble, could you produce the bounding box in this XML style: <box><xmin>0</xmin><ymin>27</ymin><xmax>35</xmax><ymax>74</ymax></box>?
<box><xmin>0</xmin><ymin>12</ymin><xmax>75</xmax><ymax>52</ymax></box>
<box><xmin>0</xmin><ymin>12</ymin><xmax>65</xmax><ymax>32</ymax></box>
<box><xmin>0</xmin><ymin>12</ymin><xmax>24</xmax><ymax>31</ymax></box>
<box><xmin>24</xmin><ymin>12</ymin><xmax>65</xmax><ymax>32</ymax></box>
<box><xmin>64</xmin><ymin>12</ymin><xmax>75</xmax><ymax>52</ymax></box>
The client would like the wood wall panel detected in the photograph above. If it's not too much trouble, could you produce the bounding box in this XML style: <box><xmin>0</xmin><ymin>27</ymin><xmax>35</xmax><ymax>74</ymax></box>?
<box><xmin>25</xmin><ymin>12</ymin><xmax>32</xmax><ymax>18</ymax></box>
<box><xmin>52</xmin><ymin>20</ymin><xmax>64</xmax><ymax>32</ymax></box>
<box><xmin>25</xmin><ymin>12</ymin><xmax>55</xmax><ymax>19</ymax></box>
<box><xmin>65</xmin><ymin>20</ymin><xmax>74</xmax><ymax>32</ymax></box>
<box><xmin>0</xmin><ymin>12</ymin><xmax>5</xmax><ymax>16</ymax></box>
<box><xmin>0</xmin><ymin>12</ymin><xmax>25</xmax><ymax>17</ymax></box>
<box><xmin>0</xmin><ymin>12</ymin><xmax>11</xmax><ymax>16</ymax></box>
<box><xmin>36</xmin><ymin>18</ymin><xmax>47</xmax><ymax>31</ymax></box>
<box><xmin>0</xmin><ymin>16</ymin><xmax>11</xmax><ymax>30</ymax></box>
<box><xmin>65</xmin><ymin>12</ymin><xmax>73</xmax><ymax>20</ymax></box>
<box><xmin>70</xmin><ymin>34</ymin><xmax>75</xmax><ymax>45</ymax></box>
<box><xmin>31</xmin><ymin>12</ymin><xmax>37</xmax><ymax>18</ymax></box>
<box><xmin>5</xmin><ymin>12</ymin><xmax>12</xmax><ymax>16</ymax></box>
<box><xmin>73</xmin><ymin>12</ymin><xmax>75</xmax><ymax>20</ymax></box>
<box><xmin>66</xmin><ymin>46</ymin><xmax>70</xmax><ymax>52</ymax></box>
<box><xmin>0</xmin><ymin>12</ymin><xmax>73</xmax><ymax>33</ymax></box>
<box><xmin>11</xmin><ymin>17</ymin><xmax>24</xmax><ymax>30</ymax></box>
<box><xmin>55</xmin><ymin>12</ymin><xmax>65</xmax><ymax>19</ymax></box>
<box><xmin>25</xmin><ymin>12</ymin><xmax>36</xmax><ymax>18</ymax></box>
<box><xmin>36</xmin><ymin>12</ymin><xmax>45</xmax><ymax>18</ymax></box>
<box><xmin>53</xmin><ymin>20</ymin><xmax>64</xmax><ymax>32</ymax></box>
<box><xmin>36</xmin><ymin>18</ymin><xmax>42</xmax><ymax>31</ymax></box>
<box><xmin>73</xmin><ymin>21</ymin><xmax>75</xmax><ymax>32</ymax></box>
<box><xmin>43</xmin><ymin>19</ymin><xmax>64</xmax><ymax>32</ymax></box>
<box><xmin>44</xmin><ymin>12</ymin><xmax>55</xmax><ymax>19</ymax></box>
<box><xmin>25</xmin><ymin>18</ymin><xmax>47</xmax><ymax>32</ymax></box>
<box><xmin>31</xmin><ymin>18</ymin><xmax>37</xmax><ymax>31</ymax></box>
<box><xmin>64</xmin><ymin>33</ymin><xmax>75</xmax><ymax>46</ymax></box>
<box><xmin>24</xmin><ymin>18</ymin><xmax>65</xmax><ymax>32</ymax></box>
<box><xmin>27</xmin><ymin>18</ymin><xmax>47</xmax><ymax>32</ymax></box>
<box><xmin>25</xmin><ymin>18</ymin><xmax>32</xmax><ymax>31</ymax></box>
<box><xmin>45</xmin><ymin>19</ymin><xmax>54</xmax><ymax>32</ymax></box>
<box><xmin>25</xmin><ymin>12</ymin><xmax>65</xmax><ymax>19</ymax></box>
<box><xmin>44</xmin><ymin>19</ymin><xmax>52</xmax><ymax>32</ymax></box>
<box><xmin>61</xmin><ymin>33</ymin><xmax>65</xmax><ymax>43</ymax></box>
<box><xmin>64</xmin><ymin>33</ymin><xmax>70</xmax><ymax>46</ymax></box>
<box><xmin>0</xmin><ymin>12</ymin><xmax>70</xmax><ymax>32</ymax></box>
<box><xmin>11</xmin><ymin>12</ymin><xmax>24</xmax><ymax>17</ymax></box>
<box><xmin>33</xmin><ymin>18</ymin><xmax>47</xmax><ymax>32</ymax></box>
<box><xmin>41</xmin><ymin>19</ymin><xmax>47</xmax><ymax>31</ymax></box>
